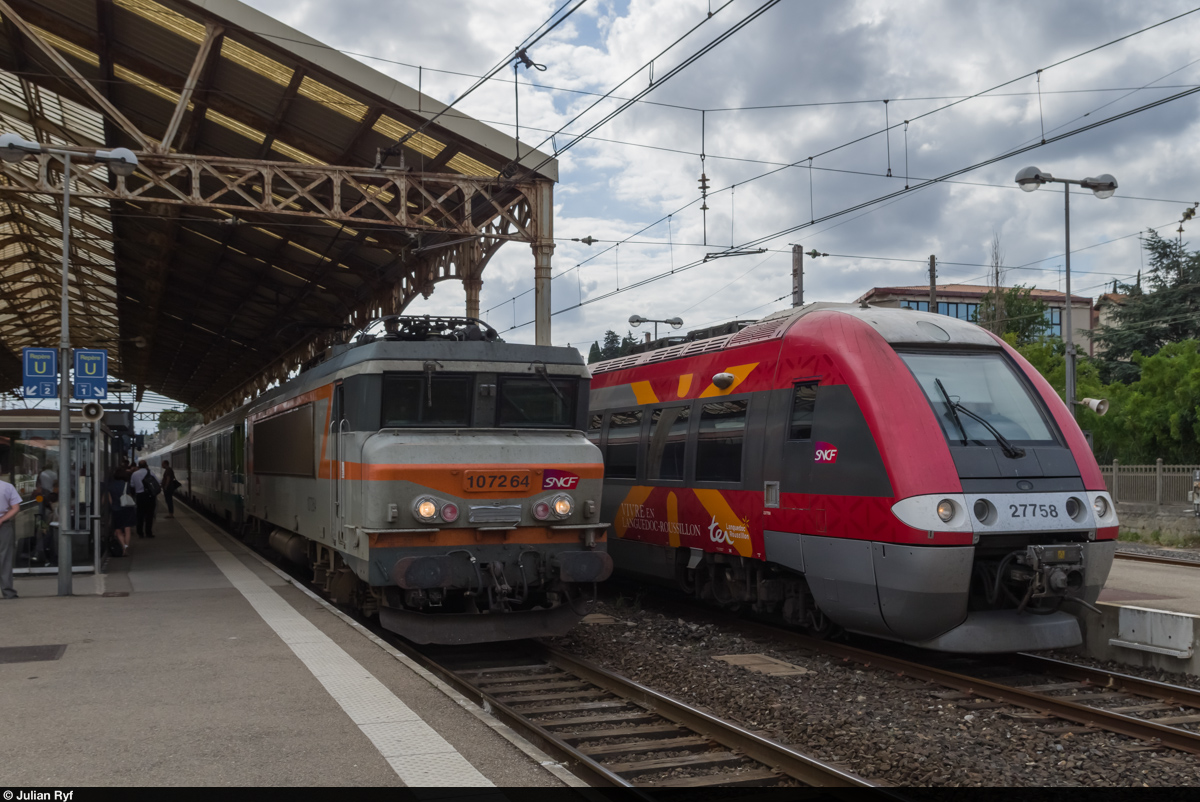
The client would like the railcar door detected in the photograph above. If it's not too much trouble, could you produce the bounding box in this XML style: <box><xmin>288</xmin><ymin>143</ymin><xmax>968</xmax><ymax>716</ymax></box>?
<box><xmin>330</xmin><ymin>382</ymin><xmax>347</xmax><ymax>544</ymax></box>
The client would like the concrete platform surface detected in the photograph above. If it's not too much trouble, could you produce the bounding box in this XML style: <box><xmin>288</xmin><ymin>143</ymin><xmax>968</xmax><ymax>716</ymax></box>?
<box><xmin>1100</xmin><ymin>558</ymin><xmax>1200</xmax><ymax>616</ymax></box>
<box><xmin>0</xmin><ymin>505</ymin><xmax>570</xmax><ymax>787</ymax></box>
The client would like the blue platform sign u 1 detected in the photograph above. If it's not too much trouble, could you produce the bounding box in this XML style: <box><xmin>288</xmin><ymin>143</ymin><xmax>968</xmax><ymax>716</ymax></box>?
<box><xmin>22</xmin><ymin>348</ymin><xmax>57</xmax><ymax>398</ymax></box>
<box><xmin>74</xmin><ymin>349</ymin><xmax>108</xmax><ymax>400</ymax></box>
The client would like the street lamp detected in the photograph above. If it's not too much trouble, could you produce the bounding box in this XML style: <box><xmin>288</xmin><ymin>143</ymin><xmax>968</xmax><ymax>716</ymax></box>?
<box><xmin>1</xmin><ymin>133</ymin><xmax>138</xmax><ymax>595</ymax></box>
<box><xmin>629</xmin><ymin>314</ymin><xmax>683</xmax><ymax>341</ymax></box>
<box><xmin>1015</xmin><ymin>166</ymin><xmax>1117</xmax><ymax>416</ymax></box>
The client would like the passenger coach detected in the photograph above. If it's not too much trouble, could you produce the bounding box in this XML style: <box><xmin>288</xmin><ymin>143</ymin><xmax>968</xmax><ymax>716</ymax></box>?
<box><xmin>589</xmin><ymin>304</ymin><xmax>1117</xmax><ymax>652</ymax></box>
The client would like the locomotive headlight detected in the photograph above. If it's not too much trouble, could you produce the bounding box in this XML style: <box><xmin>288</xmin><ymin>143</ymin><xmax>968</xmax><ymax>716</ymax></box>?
<box><xmin>936</xmin><ymin>499</ymin><xmax>956</xmax><ymax>522</ymax></box>
<box><xmin>1093</xmin><ymin>496</ymin><xmax>1109</xmax><ymax>518</ymax></box>
<box><xmin>414</xmin><ymin>497</ymin><xmax>439</xmax><ymax>522</ymax></box>
<box><xmin>553</xmin><ymin>495</ymin><xmax>574</xmax><ymax>517</ymax></box>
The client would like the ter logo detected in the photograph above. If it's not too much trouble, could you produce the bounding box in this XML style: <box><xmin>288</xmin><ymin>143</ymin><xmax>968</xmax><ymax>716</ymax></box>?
<box><xmin>814</xmin><ymin>441</ymin><xmax>838</xmax><ymax>464</ymax></box>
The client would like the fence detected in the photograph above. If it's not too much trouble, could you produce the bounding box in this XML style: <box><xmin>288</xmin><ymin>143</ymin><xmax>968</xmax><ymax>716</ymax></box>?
<box><xmin>1099</xmin><ymin>461</ymin><xmax>1200</xmax><ymax>505</ymax></box>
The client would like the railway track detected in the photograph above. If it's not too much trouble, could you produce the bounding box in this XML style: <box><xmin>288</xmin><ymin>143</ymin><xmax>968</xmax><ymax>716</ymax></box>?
<box><xmin>1114</xmin><ymin>550</ymin><xmax>1200</xmax><ymax>568</ymax></box>
<box><xmin>643</xmin><ymin>601</ymin><xmax>1200</xmax><ymax>758</ymax></box>
<box><xmin>391</xmin><ymin>640</ymin><xmax>878</xmax><ymax>788</ymax></box>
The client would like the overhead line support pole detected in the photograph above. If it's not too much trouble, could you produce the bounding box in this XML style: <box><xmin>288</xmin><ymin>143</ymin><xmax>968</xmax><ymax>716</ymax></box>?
<box><xmin>928</xmin><ymin>254</ymin><xmax>936</xmax><ymax>312</ymax></box>
<box><xmin>792</xmin><ymin>244</ymin><xmax>802</xmax><ymax>307</ymax></box>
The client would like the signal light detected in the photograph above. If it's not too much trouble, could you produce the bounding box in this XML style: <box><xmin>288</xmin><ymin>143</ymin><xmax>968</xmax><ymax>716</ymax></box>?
<box><xmin>441</xmin><ymin>503</ymin><xmax>459</xmax><ymax>523</ymax></box>
<box><xmin>533</xmin><ymin>501</ymin><xmax>551</xmax><ymax>521</ymax></box>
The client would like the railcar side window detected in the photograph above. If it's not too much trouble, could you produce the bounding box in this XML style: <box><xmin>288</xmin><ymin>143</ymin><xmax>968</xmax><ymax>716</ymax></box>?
<box><xmin>648</xmin><ymin>405</ymin><xmax>690</xmax><ymax>481</ymax></box>
<box><xmin>382</xmin><ymin>374</ymin><xmax>473</xmax><ymax>427</ymax></box>
<box><xmin>497</xmin><ymin>377</ymin><xmax>577</xmax><ymax>428</ymax></box>
<box><xmin>586</xmin><ymin>413</ymin><xmax>603</xmax><ymax>443</ymax></box>
<box><xmin>789</xmin><ymin>382</ymin><xmax>818</xmax><ymax>440</ymax></box>
<box><xmin>605</xmin><ymin>410</ymin><xmax>642</xmax><ymax>479</ymax></box>
<box><xmin>695</xmin><ymin>400</ymin><xmax>748</xmax><ymax>483</ymax></box>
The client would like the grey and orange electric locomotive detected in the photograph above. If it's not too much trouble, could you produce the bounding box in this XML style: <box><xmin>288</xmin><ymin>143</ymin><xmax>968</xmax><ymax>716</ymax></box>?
<box><xmin>157</xmin><ymin>316</ymin><xmax>611</xmax><ymax>644</ymax></box>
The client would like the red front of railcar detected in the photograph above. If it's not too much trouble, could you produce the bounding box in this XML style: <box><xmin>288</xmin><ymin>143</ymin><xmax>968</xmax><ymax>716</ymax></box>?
<box><xmin>590</xmin><ymin>305</ymin><xmax>1116</xmax><ymax>652</ymax></box>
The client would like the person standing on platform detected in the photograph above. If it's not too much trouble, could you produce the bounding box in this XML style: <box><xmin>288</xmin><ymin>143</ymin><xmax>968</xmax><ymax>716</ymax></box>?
<box><xmin>0</xmin><ymin>476</ymin><xmax>22</xmax><ymax>599</ymax></box>
<box><xmin>130</xmin><ymin>460</ymin><xmax>156</xmax><ymax>539</ymax></box>
<box><xmin>107</xmin><ymin>467</ymin><xmax>136</xmax><ymax>555</ymax></box>
<box><xmin>35</xmin><ymin>460</ymin><xmax>57</xmax><ymax>564</ymax></box>
<box><xmin>161</xmin><ymin>460</ymin><xmax>178</xmax><ymax>519</ymax></box>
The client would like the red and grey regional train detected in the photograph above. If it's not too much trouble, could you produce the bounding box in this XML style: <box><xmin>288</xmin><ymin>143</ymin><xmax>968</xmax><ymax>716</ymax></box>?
<box><xmin>588</xmin><ymin>303</ymin><xmax>1117</xmax><ymax>653</ymax></box>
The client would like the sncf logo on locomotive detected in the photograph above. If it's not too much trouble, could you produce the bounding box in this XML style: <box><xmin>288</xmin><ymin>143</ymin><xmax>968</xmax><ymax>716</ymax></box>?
<box><xmin>543</xmin><ymin>469</ymin><xmax>581</xmax><ymax>490</ymax></box>
<box><xmin>814</xmin><ymin>441</ymin><xmax>839</xmax><ymax>464</ymax></box>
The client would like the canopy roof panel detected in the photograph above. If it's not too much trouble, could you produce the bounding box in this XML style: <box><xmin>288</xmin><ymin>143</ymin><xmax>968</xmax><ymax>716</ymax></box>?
<box><xmin>0</xmin><ymin>0</ymin><xmax>555</xmax><ymax>413</ymax></box>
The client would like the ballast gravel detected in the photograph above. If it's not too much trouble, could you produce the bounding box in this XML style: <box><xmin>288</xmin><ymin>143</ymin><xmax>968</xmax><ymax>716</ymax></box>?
<box><xmin>548</xmin><ymin>598</ymin><xmax>1200</xmax><ymax>787</ymax></box>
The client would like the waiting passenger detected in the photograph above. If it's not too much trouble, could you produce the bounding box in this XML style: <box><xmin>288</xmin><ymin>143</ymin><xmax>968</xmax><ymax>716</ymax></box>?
<box><xmin>108</xmin><ymin>467</ymin><xmax>136</xmax><ymax>555</ymax></box>
<box><xmin>161</xmin><ymin>460</ymin><xmax>178</xmax><ymax>519</ymax></box>
<box><xmin>129</xmin><ymin>460</ymin><xmax>156</xmax><ymax>539</ymax></box>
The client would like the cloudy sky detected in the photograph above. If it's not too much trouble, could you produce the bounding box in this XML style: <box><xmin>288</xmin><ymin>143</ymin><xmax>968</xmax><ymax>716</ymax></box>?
<box><xmin>242</xmin><ymin>0</ymin><xmax>1200</xmax><ymax>354</ymax></box>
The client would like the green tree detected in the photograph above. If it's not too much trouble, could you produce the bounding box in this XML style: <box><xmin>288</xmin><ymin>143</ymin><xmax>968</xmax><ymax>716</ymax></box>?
<box><xmin>977</xmin><ymin>284</ymin><xmax>1050</xmax><ymax>345</ymax></box>
<box><xmin>599</xmin><ymin>330</ymin><xmax>622</xmax><ymax>360</ymax></box>
<box><xmin>620</xmin><ymin>330</ymin><xmax>638</xmax><ymax>356</ymax></box>
<box><xmin>587</xmin><ymin>341</ymin><xmax>602</xmax><ymax>364</ymax></box>
<box><xmin>1092</xmin><ymin>230</ymin><xmax>1200</xmax><ymax>383</ymax></box>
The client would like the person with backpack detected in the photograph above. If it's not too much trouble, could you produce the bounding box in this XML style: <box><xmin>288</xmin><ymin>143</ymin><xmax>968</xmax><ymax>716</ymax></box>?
<box><xmin>129</xmin><ymin>459</ymin><xmax>159</xmax><ymax>539</ymax></box>
<box><xmin>160</xmin><ymin>460</ymin><xmax>179</xmax><ymax>519</ymax></box>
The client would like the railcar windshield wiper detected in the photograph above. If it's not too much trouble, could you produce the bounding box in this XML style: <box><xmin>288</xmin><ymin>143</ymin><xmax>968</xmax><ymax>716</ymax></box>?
<box><xmin>934</xmin><ymin>378</ymin><xmax>968</xmax><ymax>445</ymax></box>
<box><xmin>935</xmin><ymin>377</ymin><xmax>1026</xmax><ymax>459</ymax></box>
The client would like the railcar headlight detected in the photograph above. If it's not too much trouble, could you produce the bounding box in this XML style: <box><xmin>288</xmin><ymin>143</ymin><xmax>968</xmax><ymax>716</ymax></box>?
<box><xmin>1093</xmin><ymin>496</ymin><xmax>1109</xmax><ymax>518</ymax></box>
<box><xmin>533</xmin><ymin>501</ymin><xmax>551</xmax><ymax>521</ymax></box>
<box><xmin>973</xmin><ymin>499</ymin><xmax>992</xmax><ymax>523</ymax></box>
<box><xmin>414</xmin><ymin>497</ymin><xmax>438</xmax><ymax>522</ymax></box>
<box><xmin>1066</xmin><ymin>497</ymin><xmax>1083</xmax><ymax>520</ymax></box>
<box><xmin>553</xmin><ymin>495</ymin><xmax>574</xmax><ymax>517</ymax></box>
<box><xmin>440</xmin><ymin>503</ymin><xmax>459</xmax><ymax>523</ymax></box>
<box><xmin>937</xmin><ymin>499</ymin><xmax>956</xmax><ymax>523</ymax></box>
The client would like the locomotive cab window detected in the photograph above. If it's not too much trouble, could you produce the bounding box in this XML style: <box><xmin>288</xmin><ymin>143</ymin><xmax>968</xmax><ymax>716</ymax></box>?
<box><xmin>789</xmin><ymin>382</ymin><xmax>818</xmax><ymax>440</ymax></box>
<box><xmin>382</xmin><ymin>373</ymin><xmax>473</xmax><ymax>427</ymax></box>
<box><xmin>605</xmin><ymin>409</ymin><xmax>642</xmax><ymax>480</ymax></box>
<box><xmin>695</xmin><ymin>399</ymin><xmax>748</xmax><ymax>483</ymax></box>
<box><xmin>497</xmin><ymin>376</ymin><xmax>577</xmax><ymax>428</ymax></box>
<box><xmin>899</xmin><ymin>351</ymin><xmax>1059</xmax><ymax>446</ymax></box>
<box><xmin>648</xmin><ymin>405</ymin><xmax>690</xmax><ymax>481</ymax></box>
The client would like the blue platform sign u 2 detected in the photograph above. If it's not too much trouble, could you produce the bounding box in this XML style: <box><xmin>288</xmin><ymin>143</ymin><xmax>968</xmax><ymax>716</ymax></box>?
<box><xmin>22</xmin><ymin>348</ymin><xmax>57</xmax><ymax>398</ymax></box>
<box><xmin>74</xmin><ymin>349</ymin><xmax>108</xmax><ymax>400</ymax></box>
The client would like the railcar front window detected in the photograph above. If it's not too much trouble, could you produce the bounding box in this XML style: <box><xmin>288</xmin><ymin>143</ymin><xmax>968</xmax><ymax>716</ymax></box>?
<box><xmin>382</xmin><ymin>374</ymin><xmax>473</xmax><ymax>427</ymax></box>
<box><xmin>899</xmin><ymin>352</ymin><xmax>1057</xmax><ymax>445</ymax></box>
<box><xmin>497</xmin><ymin>377</ymin><xmax>576</xmax><ymax>428</ymax></box>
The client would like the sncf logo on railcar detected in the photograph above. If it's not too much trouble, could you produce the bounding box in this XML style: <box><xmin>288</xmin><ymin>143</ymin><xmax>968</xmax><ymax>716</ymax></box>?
<box><xmin>814</xmin><ymin>441</ymin><xmax>839</xmax><ymax>464</ymax></box>
<box><xmin>543</xmin><ymin>469</ymin><xmax>581</xmax><ymax>490</ymax></box>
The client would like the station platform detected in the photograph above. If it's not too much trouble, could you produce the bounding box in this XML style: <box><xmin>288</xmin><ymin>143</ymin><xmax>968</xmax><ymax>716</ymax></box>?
<box><xmin>1077</xmin><ymin>554</ymin><xmax>1200</xmax><ymax>675</ymax></box>
<box><xmin>1</xmin><ymin>504</ymin><xmax>579</xmax><ymax>788</ymax></box>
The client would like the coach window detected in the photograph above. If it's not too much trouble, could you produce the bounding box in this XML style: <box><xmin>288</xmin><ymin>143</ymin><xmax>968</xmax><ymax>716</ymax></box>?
<box><xmin>695</xmin><ymin>399</ymin><xmax>748</xmax><ymax>483</ymax></box>
<box><xmin>647</xmin><ymin>406</ymin><xmax>690</xmax><ymax>481</ymax></box>
<box><xmin>382</xmin><ymin>374</ymin><xmax>473</xmax><ymax>427</ymax></box>
<box><xmin>789</xmin><ymin>382</ymin><xmax>819</xmax><ymax>440</ymax></box>
<box><xmin>605</xmin><ymin>410</ymin><xmax>642</xmax><ymax>480</ymax></box>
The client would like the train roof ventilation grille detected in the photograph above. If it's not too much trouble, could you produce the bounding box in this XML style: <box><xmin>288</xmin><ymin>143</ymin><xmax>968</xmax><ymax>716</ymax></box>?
<box><xmin>592</xmin><ymin>333</ymin><xmax>737</xmax><ymax>373</ymax></box>
<box><xmin>680</xmin><ymin>335</ymin><xmax>735</xmax><ymax>356</ymax></box>
<box><xmin>726</xmin><ymin>318</ymin><xmax>789</xmax><ymax>347</ymax></box>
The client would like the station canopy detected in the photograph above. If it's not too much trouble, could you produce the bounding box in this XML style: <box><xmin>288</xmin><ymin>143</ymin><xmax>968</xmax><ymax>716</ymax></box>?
<box><xmin>0</xmin><ymin>0</ymin><xmax>556</xmax><ymax>416</ymax></box>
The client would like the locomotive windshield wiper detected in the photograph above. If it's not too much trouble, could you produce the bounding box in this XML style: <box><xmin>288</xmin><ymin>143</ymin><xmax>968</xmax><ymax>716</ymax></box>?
<box><xmin>531</xmin><ymin>361</ymin><xmax>566</xmax><ymax>403</ymax></box>
<box><xmin>934</xmin><ymin>378</ymin><xmax>968</xmax><ymax>445</ymax></box>
<box><xmin>935</xmin><ymin>378</ymin><xmax>1026</xmax><ymax>459</ymax></box>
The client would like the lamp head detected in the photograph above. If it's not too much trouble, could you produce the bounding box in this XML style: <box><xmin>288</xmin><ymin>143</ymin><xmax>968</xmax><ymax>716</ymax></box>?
<box><xmin>95</xmin><ymin>147</ymin><xmax>138</xmax><ymax>177</ymax></box>
<box><xmin>1015</xmin><ymin>165</ymin><xmax>1050</xmax><ymax>192</ymax></box>
<box><xmin>628</xmin><ymin>315</ymin><xmax>645</xmax><ymax>327</ymax></box>
<box><xmin>0</xmin><ymin>132</ymin><xmax>38</xmax><ymax>163</ymax></box>
<box><xmin>1081</xmin><ymin>173</ymin><xmax>1117</xmax><ymax>200</ymax></box>
<box><xmin>666</xmin><ymin>317</ymin><xmax>683</xmax><ymax>329</ymax></box>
